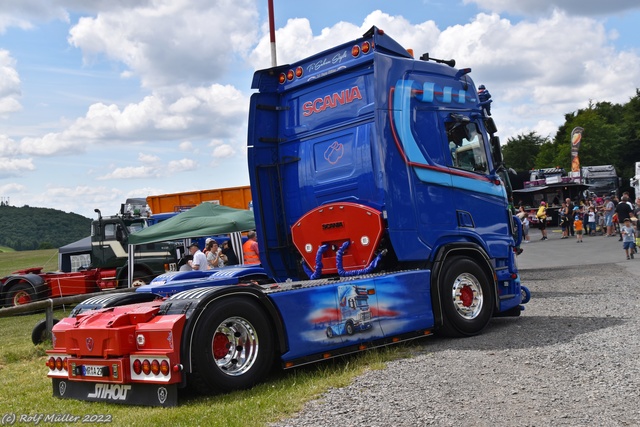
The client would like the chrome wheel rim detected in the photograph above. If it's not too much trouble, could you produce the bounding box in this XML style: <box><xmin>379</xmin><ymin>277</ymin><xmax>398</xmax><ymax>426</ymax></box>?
<box><xmin>451</xmin><ymin>273</ymin><xmax>484</xmax><ymax>320</ymax></box>
<box><xmin>211</xmin><ymin>316</ymin><xmax>259</xmax><ymax>376</ymax></box>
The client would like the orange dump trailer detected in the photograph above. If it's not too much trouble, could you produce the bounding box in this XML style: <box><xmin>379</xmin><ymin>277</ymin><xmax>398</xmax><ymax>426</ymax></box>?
<box><xmin>146</xmin><ymin>186</ymin><xmax>252</xmax><ymax>214</ymax></box>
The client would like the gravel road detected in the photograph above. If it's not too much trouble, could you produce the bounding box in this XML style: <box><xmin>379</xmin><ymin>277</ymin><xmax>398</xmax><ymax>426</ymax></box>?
<box><xmin>272</xmin><ymin>237</ymin><xmax>640</xmax><ymax>426</ymax></box>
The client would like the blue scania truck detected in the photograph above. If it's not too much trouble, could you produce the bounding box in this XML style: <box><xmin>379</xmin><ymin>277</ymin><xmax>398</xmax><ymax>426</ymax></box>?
<box><xmin>46</xmin><ymin>27</ymin><xmax>528</xmax><ymax>407</ymax></box>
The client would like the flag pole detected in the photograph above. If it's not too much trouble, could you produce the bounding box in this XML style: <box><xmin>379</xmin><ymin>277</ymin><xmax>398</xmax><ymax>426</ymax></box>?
<box><xmin>268</xmin><ymin>0</ymin><xmax>277</xmax><ymax>67</ymax></box>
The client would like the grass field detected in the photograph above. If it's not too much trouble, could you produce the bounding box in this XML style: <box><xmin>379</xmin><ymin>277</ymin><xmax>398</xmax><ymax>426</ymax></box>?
<box><xmin>0</xmin><ymin>248</ymin><xmax>58</xmax><ymax>277</ymax></box>
<box><xmin>0</xmin><ymin>250</ymin><xmax>417</xmax><ymax>426</ymax></box>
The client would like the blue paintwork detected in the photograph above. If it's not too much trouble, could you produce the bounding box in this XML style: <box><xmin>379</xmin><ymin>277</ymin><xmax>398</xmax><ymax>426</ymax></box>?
<box><xmin>266</xmin><ymin>270</ymin><xmax>434</xmax><ymax>361</ymax></box>
<box><xmin>145</xmin><ymin>27</ymin><xmax>524</xmax><ymax>361</ymax></box>
<box><xmin>136</xmin><ymin>266</ymin><xmax>267</xmax><ymax>297</ymax></box>
<box><xmin>249</xmin><ymin>29</ymin><xmax>517</xmax><ymax>283</ymax></box>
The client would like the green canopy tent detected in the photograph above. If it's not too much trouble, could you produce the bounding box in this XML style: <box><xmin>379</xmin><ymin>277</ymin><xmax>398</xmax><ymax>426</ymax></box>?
<box><xmin>128</xmin><ymin>203</ymin><xmax>255</xmax><ymax>245</ymax></box>
<box><xmin>126</xmin><ymin>203</ymin><xmax>256</xmax><ymax>285</ymax></box>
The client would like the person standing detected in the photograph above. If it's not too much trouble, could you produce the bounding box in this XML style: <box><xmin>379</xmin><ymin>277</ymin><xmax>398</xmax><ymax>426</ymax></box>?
<box><xmin>565</xmin><ymin>198</ymin><xmax>575</xmax><ymax>237</ymax></box>
<box><xmin>587</xmin><ymin>206</ymin><xmax>597</xmax><ymax>236</ymax></box>
<box><xmin>621</xmin><ymin>218</ymin><xmax>636</xmax><ymax>260</ymax></box>
<box><xmin>242</xmin><ymin>231</ymin><xmax>261</xmax><ymax>264</ymax></box>
<box><xmin>615</xmin><ymin>196</ymin><xmax>634</xmax><ymax>241</ymax></box>
<box><xmin>516</xmin><ymin>206</ymin><xmax>530</xmax><ymax>243</ymax></box>
<box><xmin>574</xmin><ymin>208</ymin><xmax>584</xmax><ymax>243</ymax></box>
<box><xmin>560</xmin><ymin>202</ymin><xmax>569</xmax><ymax>239</ymax></box>
<box><xmin>536</xmin><ymin>201</ymin><xmax>548</xmax><ymax>240</ymax></box>
<box><xmin>602</xmin><ymin>196</ymin><xmax>615</xmax><ymax>237</ymax></box>
<box><xmin>187</xmin><ymin>242</ymin><xmax>208</xmax><ymax>271</ymax></box>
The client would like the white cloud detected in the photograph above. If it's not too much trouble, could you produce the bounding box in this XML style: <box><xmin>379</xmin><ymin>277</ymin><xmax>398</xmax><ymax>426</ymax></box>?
<box><xmin>0</xmin><ymin>134</ymin><xmax>19</xmax><ymax>156</ymax></box>
<box><xmin>465</xmin><ymin>0</ymin><xmax>640</xmax><ymax>16</ymax></box>
<box><xmin>0</xmin><ymin>50</ymin><xmax>21</xmax><ymax>114</ymax></box>
<box><xmin>17</xmin><ymin>84</ymin><xmax>249</xmax><ymax>156</ymax></box>
<box><xmin>255</xmin><ymin>10</ymin><xmax>640</xmax><ymax>142</ymax></box>
<box><xmin>67</xmin><ymin>0</ymin><xmax>259</xmax><ymax>88</ymax></box>
<box><xmin>97</xmin><ymin>165</ymin><xmax>155</xmax><ymax>180</ymax></box>
<box><xmin>249</xmin><ymin>12</ymin><xmax>441</xmax><ymax>71</ymax></box>
<box><xmin>138</xmin><ymin>152</ymin><xmax>160</xmax><ymax>163</ymax></box>
<box><xmin>179</xmin><ymin>141</ymin><xmax>193</xmax><ymax>151</ymax></box>
<box><xmin>212</xmin><ymin>144</ymin><xmax>236</xmax><ymax>159</ymax></box>
<box><xmin>0</xmin><ymin>157</ymin><xmax>35</xmax><ymax>177</ymax></box>
<box><xmin>96</xmin><ymin>157</ymin><xmax>197</xmax><ymax>180</ymax></box>
<box><xmin>167</xmin><ymin>158</ymin><xmax>197</xmax><ymax>173</ymax></box>
<box><xmin>29</xmin><ymin>184</ymin><xmax>126</xmax><ymax>216</ymax></box>
<box><xmin>0</xmin><ymin>182</ymin><xmax>27</xmax><ymax>193</ymax></box>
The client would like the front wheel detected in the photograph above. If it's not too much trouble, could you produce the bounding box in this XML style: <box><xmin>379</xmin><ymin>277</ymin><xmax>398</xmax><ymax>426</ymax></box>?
<box><xmin>119</xmin><ymin>271</ymin><xmax>150</xmax><ymax>288</ymax></box>
<box><xmin>190</xmin><ymin>297</ymin><xmax>275</xmax><ymax>394</ymax></box>
<box><xmin>31</xmin><ymin>318</ymin><xmax>60</xmax><ymax>345</ymax></box>
<box><xmin>436</xmin><ymin>256</ymin><xmax>494</xmax><ymax>337</ymax></box>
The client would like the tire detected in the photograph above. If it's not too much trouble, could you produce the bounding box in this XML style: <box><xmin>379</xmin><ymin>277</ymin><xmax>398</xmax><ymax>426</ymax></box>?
<box><xmin>190</xmin><ymin>297</ymin><xmax>275</xmax><ymax>394</ymax></box>
<box><xmin>326</xmin><ymin>327</ymin><xmax>334</xmax><ymax>338</ymax></box>
<box><xmin>436</xmin><ymin>256</ymin><xmax>494</xmax><ymax>337</ymax></box>
<box><xmin>520</xmin><ymin>286</ymin><xmax>531</xmax><ymax>304</ymax></box>
<box><xmin>119</xmin><ymin>271</ymin><xmax>150</xmax><ymax>288</ymax></box>
<box><xmin>345</xmin><ymin>319</ymin><xmax>355</xmax><ymax>335</ymax></box>
<box><xmin>31</xmin><ymin>318</ymin><xmax>60</xmax><ymax>345</ymax></box>
<box><xmin>5</xmin><ymin>283</ymin><xmax>36</xmax><ymax>307</ymax></box>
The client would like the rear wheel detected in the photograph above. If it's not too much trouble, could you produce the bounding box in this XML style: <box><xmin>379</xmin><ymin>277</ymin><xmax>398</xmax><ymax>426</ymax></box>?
<box><xmin>190</xmin><ymin>297</ymin><xmax>274</xmax><ymax>394</ymax></box>
<box><xmin>5</xmin><ymin>283</ymin><xmax>35</xmax><ymax>307</ymax></box>
<box><xmin>436</xmin><ymin>256</ymin><xmax>494</xmax><ymax>337</ymax></box>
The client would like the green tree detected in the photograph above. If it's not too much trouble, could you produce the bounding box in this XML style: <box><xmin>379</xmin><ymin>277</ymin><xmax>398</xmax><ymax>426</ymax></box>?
<box><xmin>554</xmin><ymin>104</ymin><xmax>623</xmax><ymax>170</ymax></box>
<box><xmin>502</xmin><ymin>132</ymin><xmax>547</xmax><ymax>172</ymax></box>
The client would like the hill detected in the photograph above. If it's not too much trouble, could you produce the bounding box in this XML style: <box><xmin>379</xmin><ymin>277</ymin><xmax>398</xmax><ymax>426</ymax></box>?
<box><xmin>0</xmin><ymin>205</ymin><xmax>91</xmax><ymax>251</ymax></box>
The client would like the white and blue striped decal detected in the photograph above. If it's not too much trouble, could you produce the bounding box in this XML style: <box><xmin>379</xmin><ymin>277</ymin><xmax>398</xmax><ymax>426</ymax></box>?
<box><xmin>391</xmin><ymin>79</ymin><xmax>504</xmax><ymax>198</ymax></box>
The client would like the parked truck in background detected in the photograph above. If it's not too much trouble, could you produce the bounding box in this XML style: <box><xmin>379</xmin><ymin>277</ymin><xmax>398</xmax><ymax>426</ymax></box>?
<box><xmin>45</xmin><ymin>27</ymin><xmax>528</xmax><ymax>406</ymax></box>
<box><xmin>0</xmin><ymin>200</ymin><xmax>181</xmax><ymax>307</ymax></box>
<box><xmin>581</xmin><ymin>164</ymin><xmax>620</xmax><ymax>197</ymax></box>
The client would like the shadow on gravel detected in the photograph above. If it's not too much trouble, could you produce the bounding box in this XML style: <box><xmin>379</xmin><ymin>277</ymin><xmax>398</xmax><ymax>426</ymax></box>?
<box><xmin>531</xmin><ymin>291</ymin><xmax>603</xmax><ymax>299</ymax></box>
<box><xmin>410</xmin><ymin>315</ymin><xmax>624</xmax><ymax>354</ymax></box>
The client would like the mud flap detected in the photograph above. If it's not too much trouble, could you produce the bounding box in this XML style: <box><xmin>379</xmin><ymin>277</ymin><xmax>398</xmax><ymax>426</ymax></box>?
<box><xmin>52</xmin><ymin>379</ymin><xmax>178</xmax><ymax>407</ymax></box>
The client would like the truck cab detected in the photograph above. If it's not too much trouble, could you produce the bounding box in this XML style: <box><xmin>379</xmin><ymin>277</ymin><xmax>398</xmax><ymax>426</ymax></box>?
<box><xmin>90</xmin><ymin>203</ymin><xmax>180</xmax><ymax>285</ymax></box>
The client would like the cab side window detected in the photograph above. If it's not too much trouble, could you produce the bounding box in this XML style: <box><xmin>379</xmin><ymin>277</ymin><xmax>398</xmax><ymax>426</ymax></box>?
<box><xmin>104</xmin><ymin>224</ymin><xmax>116</xmax><ymax>240</ymax></box>
<box><xmin>446</xmin><ymin>121</ymin><xmax>488</xmax><ymax>174</ymax></box>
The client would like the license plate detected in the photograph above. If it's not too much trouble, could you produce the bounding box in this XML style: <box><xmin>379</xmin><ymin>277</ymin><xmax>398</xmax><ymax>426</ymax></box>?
<box><xmin>83</xmin><ymin>365</ymin><xmax>107</xmax><ymax>377</ymax></box>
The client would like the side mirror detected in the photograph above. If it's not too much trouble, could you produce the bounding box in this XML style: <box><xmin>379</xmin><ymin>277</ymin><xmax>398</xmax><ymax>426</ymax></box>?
<box><xmin>490</xmin><ymin>135</ymin><xmax>503</xmax><ymax>166</ymax></box>
<box><xmin>484</xmin><ymin>117</ymin><xmax>497</xmax><ymax>135</ymax></box>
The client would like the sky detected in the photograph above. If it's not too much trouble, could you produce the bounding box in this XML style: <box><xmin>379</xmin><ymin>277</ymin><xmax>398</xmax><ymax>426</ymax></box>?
<box><xmin>1</xmin><ymin>0</ymin><xmax>640</xmax><ymax>219</ymax></box>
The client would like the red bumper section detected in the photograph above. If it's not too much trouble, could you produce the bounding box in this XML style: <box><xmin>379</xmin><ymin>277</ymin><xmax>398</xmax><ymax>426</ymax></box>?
<box><xmin>47</xmin><ymin>302</ymin><xmax>185</xmax><ymax>406</ymax></box>
<box><xmin>291</xmin><ymin>202</ymin><xmax>384</xmax><ymax>275</ymax></box>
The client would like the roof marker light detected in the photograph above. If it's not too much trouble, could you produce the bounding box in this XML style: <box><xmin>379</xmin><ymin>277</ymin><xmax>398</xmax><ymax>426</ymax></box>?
<box><xmin>352</xmin><ymin>45</ymin><xmax>360</xmax><ymax>57</ymax></box>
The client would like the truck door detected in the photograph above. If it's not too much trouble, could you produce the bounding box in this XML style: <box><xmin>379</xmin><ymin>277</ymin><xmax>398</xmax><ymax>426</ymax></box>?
<box><xmin>91</xmin><ymin>220</ymin><xmax>128</xmax><ymax>268</ymax></box>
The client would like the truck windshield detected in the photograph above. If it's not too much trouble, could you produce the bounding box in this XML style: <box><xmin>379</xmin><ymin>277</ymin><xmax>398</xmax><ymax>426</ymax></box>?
<box><xmin>127</xmin><ymin>220</ymin><xmax>147</xmax><ymax>234</ymax></box>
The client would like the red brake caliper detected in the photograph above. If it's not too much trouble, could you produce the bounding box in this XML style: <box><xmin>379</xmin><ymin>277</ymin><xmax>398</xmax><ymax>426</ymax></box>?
<box><xmin>213</xmin><ymin>332</ymin><xmax>230</xmax><ymax>360</ymax></box>
<box><xmin>459</xmin><ymin>286</ymin><xmax>473</xmax><ymax>307</ymax></box>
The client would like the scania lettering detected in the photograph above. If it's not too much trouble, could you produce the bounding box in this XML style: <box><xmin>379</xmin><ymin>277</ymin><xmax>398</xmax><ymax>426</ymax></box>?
<box><xmin>46</xmin><ymin>27</ymin><xmax>528</xmax><ymax>407</ymax></box>
<box><xmin>302</xmin><ymin>86</ymin><xmax>363</xmax><ymax>116</ymax></box>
